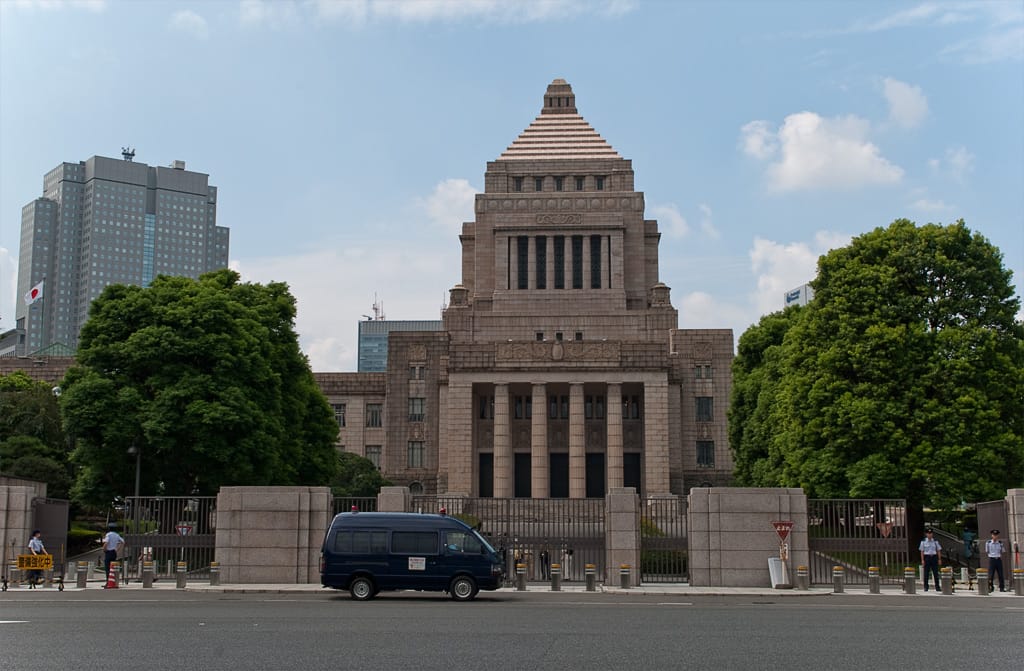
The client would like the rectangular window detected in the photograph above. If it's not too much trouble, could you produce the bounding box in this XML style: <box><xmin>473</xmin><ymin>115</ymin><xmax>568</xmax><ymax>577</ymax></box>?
<box><xmin>571</xmin><ymin>235</ymin><xmax>583</xmax><ymax>289</ymax></box>
<box><xmin>479</xmin><ymin>396</ymin><xmax>494</xmax><ymax>420</ymax></box>
<box><xmin>535</xmin><ymin>235</ymin><xmax>547</xmax><ymax>289</ymax></box>
<box><xmin>391</xmin><ymin>531</ymin><xmax>437</xmax><ymax>554</ymax></box>
<box><xmin>575</xmin><ymin>176</ymin><xmax>584</xmax><ymax>191</ymax></box>
<box><xmin>596</xmin><ymin>176</ymin><xmax>605</xmax><ymax>190</ymax></box>
<box><xmin>408</xmin><ymin>397</ymin><xmax>425</xmax><ymax>422</ymax></box>
<box><xmin>334</xmin><ymin>530</ymin><xmax>387</xmax><ymax>554</ymax></box>
<box><xmin>514</xmin><ymin>396</ymin><xmax>524</xmax><ymax>420</ymax></box>
<box><xmin>365</xmin><ymin>445</ymin><xmax>381</xmax><ymax>469</ymax></box>
<box><xmin>513</xmin><ymin>176</ymin><xmax>523</xmax><ymax>192</ymax></box>
<box><xmin>590</xmin><ymin>235</ymin><xmax>602</xmax><ymax>288</ymax></box>
<box><xmin>549</xmin><ymin>395</ymin><xmax>559</xmax><ymax>419</ymax></box>
<box><xmin>536</xmin><ymin>332</ymin><xmax>544</xmax><ymax>341</ymax></box>
<box><xmin>332</xmin><ymin>403</ymin><xmax>346</xmax><ymax>427</ymax></box>
<box><xmin>366</xmin><ymin>403</ymin><xmax>383</xmax><ymax>428</ymax></box>
<box><xmin>585</xmin><ymin>395</ymin><xmax>594</xmax><ymax>419</ymax></box>
<box><xmin>535</xmin><ymin>177</ymin><xmax>544</xmax><ymax>192</ymax></box>
<box><xmin>407</xmin><ymin>441</ymin><xmax>425</xmax><ymax>468</ymax></box>
<box><xmin>554</xmin><ymin>236</ymin><xmax>565</xmax><ymax>289</ymax></box>
<box><xmin>554</xmin><ymin>176</ymin><xmax>564</xmax><ymax>191</ymax></box>
<box><xmin>623</xmin><ymin>395</ymin><xmax>641</xmax><ymax>419</ymax></box>
<box><xmin>697</xmin><ymin>441</ymin><xmax>715</xmax><ymax>467</ymax></box>
<box><xmin>517</xmin><ymin>236</ymin><xmax>529</xmax><ymax>290</ymax></box>
<box><xmin>560</xmin><ymin>395</ymin><xmax>569</xmax><ymax>419</ymax></box>
<box><xmin>696</xmin><ymin>397</ymin><xmax>714</xmax><ymax>422</ymax></box>
<box><xmin>595</xmin><ymin>395</ymin><xmax>605</xmax><ymax>419</ymax></box>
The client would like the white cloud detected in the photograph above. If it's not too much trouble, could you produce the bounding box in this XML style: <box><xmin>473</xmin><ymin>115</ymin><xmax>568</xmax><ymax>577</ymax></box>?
<box><xmin>0</xmin><ymin>247</ymin><xmax>15</xmax><ymax>333</ymax></box>
<box><xmin>678</xmin><ymin>291</ymin><xmax>751</xmax><ymax>333</ymax></box>
<box><xmin>910</xmin><ymin>198</ymin><xmax>954</xmax><ymax>213</ymax></box>
<box><xmin>929</xmin><ymin>145</ymin><xmax>975</xmax><ymax>182</ymax></box>
<box><xmin>941</xmin><ymin>25</ymin><xmax>1024</xmax><ymax>63</ymax></box>
<box><xmin>239</xmin><ymin>0</ymin><xmax>300</xmax><ymax>26</ymax></box>
<box><xmin>748</xmin><ymin>232</ymin><xmax>851</xmax><ymax>315</ymax></box>
<box><xmin>740</xmin><ymin>112</ymin><xmax>904</xmax><ymax>191</ymax></box>
<box><xmin>418</xmin><ymin>178</ymin><xmax>478</xmax><ymax>235</ymax></box>
<box><xmin>170</xmin><ymin>10</ymin><xmax>210</xmax><ymax>40</ymax></box>
<box><xmin>650</xmin><ymin>204</ymin><xmax>689</xmax><ymax>238</ymax></box>
<box><xmin>698</xmin><ymin>203</ymin><xmax>719</xmax><ymax>239</ymax></box>
<box><xmin>883</xmin><ymin>77</ymin><xmax>928</xmax><ymax>128</ymax></box>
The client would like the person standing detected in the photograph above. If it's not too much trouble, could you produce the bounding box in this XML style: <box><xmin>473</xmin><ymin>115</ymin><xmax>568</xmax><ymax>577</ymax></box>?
<box><xmin>919</xmin><ymin>528</ymin><xmax>942</xmax><ymax>592</ymax></box>
<box><xmin>27</xmin><ymin>530</ymin><xmax>46</xmax><ymax>588</ymax></box>
<box><xmin>984</xmin><ymin>529</ymin><xmax>1006</xmax><ymax>592</ymax></box>
<box><xmin>101</xmin><ymin>524</ymin><xmax>125</xmax><ymax>587</ymax></box>
<box><xmin>539</xmin><ymin>546</ymin><xmax>550</xmax><ymax>580</ymax></box>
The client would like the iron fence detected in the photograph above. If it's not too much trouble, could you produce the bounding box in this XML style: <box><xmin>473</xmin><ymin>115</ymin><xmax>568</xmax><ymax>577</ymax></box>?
<box><xmin>333</xmin><ymin>497</ymin><xmax>378</xmax><ymax>515</ymax></box>
<box><xmin>807</xmin><ymin>498</ymin><xmax>908</xmax><ymax>585</ymax></box>
<box><xmin>120</xmin><ymin>496</ymin><xmax>217</xmax><ymax>579</ymax></box>
<box><xmin>413</xmin><ymin>496</ymin><xmax>606</xmax><ymax>584</ymax></box>
<box><xmin>641</xmin><ymin>497</ymin><xmax>687</xmax><ymax>582</ymax></box>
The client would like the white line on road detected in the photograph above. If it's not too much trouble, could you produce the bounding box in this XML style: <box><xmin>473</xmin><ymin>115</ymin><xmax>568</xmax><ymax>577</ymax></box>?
<box><xmin>0</xmin><ymin>621</ymin><xmax>29</xmax><ymax>624</ymax></box>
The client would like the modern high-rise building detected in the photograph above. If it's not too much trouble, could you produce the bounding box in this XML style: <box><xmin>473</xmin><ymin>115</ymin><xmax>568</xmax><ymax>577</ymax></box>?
<box><xmin>13</xmin><ymin>154</ymin><xmax>228</xmax><ymax>355</ymax></box>
<box><xmin>358</xmin><ymin>319</ymin><xmax>443</xmax><ymax>372</ymax></box>
<box><xmin>317</xmin><ymin>80</ymin><xmax>735</xmax><ymax>498</ymax></box>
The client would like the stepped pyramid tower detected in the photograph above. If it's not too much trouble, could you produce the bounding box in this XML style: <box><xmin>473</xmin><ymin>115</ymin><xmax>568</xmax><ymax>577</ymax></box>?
<box><xmin>319</xmin><ymin>79</ymin><xmax>734</xmax><ymax>499</ymax></box>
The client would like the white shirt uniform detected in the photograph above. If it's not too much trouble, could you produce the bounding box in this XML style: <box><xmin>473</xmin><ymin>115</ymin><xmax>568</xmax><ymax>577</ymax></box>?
<box><xmin>985</xmin><ymin>539</ymin><xmax>1004</xmax><ymax>558</ymax></box>
<box><xmin>918</xmin><ymin>538</ymin><xmax>941</xmax><ymax>556</ymax></box>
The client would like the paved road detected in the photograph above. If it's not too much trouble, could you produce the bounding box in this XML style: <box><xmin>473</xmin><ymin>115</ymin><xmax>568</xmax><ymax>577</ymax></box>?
<box><xmin>2</xmin><ymin>591</ymin><xmax>1021</xmax><ymax>670</ymax></box>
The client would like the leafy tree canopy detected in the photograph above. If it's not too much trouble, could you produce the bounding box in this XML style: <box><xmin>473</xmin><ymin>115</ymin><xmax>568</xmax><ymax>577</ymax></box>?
<box><xmin>330</xmin><ymin>451</ymin><xmax>392</xmax><ymax>498</ymax></box>
<box><xmin>61</xmin><ymin>269</ymin><xmax>340</xmax><ymax>506</ymax></box>
<box><xmin>730</xmin><ymin>220</ymin><xmax>1023</xmax><ymax>509</ymax></box>
<box><xmin>0</xmin><ymin>373</ymin><xmax>71</xmax><ymax>497</ymax></box>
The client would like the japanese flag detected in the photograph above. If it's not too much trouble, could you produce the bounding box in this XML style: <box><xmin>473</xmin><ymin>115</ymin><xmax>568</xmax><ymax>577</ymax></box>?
<box><xmin>24</xmin><ymin>280</ymin><xmax>44</xmax><ymax>306</ymax></box>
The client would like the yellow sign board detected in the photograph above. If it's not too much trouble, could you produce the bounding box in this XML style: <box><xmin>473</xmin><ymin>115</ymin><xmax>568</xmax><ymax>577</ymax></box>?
<box><xmin>17</xmin><ymin>554</ymin><xmax>53</xmax><ymax>570</ymax></box>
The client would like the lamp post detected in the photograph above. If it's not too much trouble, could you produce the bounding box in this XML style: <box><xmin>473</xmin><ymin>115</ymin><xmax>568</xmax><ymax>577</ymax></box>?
<box><xmin>127</xmin><ymin>442</ymin><xmax>141</xmax><ymax>532</ymax></box>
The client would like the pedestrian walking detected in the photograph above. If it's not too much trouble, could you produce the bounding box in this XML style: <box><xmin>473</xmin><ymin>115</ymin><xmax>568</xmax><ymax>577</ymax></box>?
<box><xmin>984</xmin><ymin>529</ymin><xmax>1006</xmax><ymax>592</ymax></box>
<box><xmin>919</xmin><ymin>528</ymin><xmax>942</xmax><ymax>592</ymax></box>
<box><xmin>100</xmin><ymin>524</ymin><xmax>125</xmax><ymax>587</ymax></box>
<box><xmin>27</xmin><ymin>530</ymin><xmax>46</xmax><ymax>587</ymax></box>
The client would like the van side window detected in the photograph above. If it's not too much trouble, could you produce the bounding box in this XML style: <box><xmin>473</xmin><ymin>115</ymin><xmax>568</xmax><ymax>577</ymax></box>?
<box><xmin>391</xmin><ymin>531</ymin><xmax>438</xmax><ymax>554</ymax></box>
<box><xmin>445</xmin><ymin>531</ymin><xmax>483</xmax><ymax>554</ymax></box>
<box><xmin>334</xmin><ymin>530</ymin><xmax>387</xmax><ymax>554</ymax></box>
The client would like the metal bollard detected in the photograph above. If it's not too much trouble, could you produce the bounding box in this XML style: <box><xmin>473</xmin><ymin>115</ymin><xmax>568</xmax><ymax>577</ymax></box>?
<box><xmin>795</xmin><ymin>565</ymin><xmax>809</xmax><ymax>590</ymax></box>
<box><xmin>1014</xmin><ymin>569</ymin><xmax>1024</xmax><ymax>596</ymax></box>
<box><xmin>832</xmin><ymin>566</ymin><xmax>844</xmax><ymax>593</ymax></box>
<box><xmin>903</xmin><ymin>566</ymin><xmax>917</xmax><ymax>594</ymax></box>
<box><xmin>9</xmin><ymin>560</ymin><xmax>20</xmax><ymax>587</ymax></box>
<box><xmin>175</xmin><ymin>561</ymin><xmax>187</xmax><ymax>589</ymax></box>
<box><xmin>868</xmin><ymin>567</ymin><xmax>880</xmax><ymax>594</ymax></box>
<box><xmin>550</xmin><ymin>563</ymin><xmax>561</xmax><ymax>591</ymax></box>
<box><xmin>76</xmin><ymin>561</ymin><xmax>89</xmax><ymax>589</ymax></box>
<box><xmin>142</xmin><ymin>561</ymin><xmax>154</xmax><ymax>588</ymax></box>
<box><xmin>940</xmin><ymin>567</ymin><xmax>953</xmax><ymax>595</ymax></box>
<box><xmin>209</xmin><ymin>561</ymin><xmax>220</xmax><ymax>586</ymax></box>
<box><xmin>619</xmin><ymin>564</ymin><xmax>631</xmax><ymax>589</ymax></box>
<box><xmin>976</xmin><ymin>568</ymin><xmax>988</xmax><ymax>595</ymax></box>
<box><xmin>585</xmin><ymin>564</ymin><xmax>596</xmax><ymax>592</ymax></box>
<box><xmin>515</xmin><ymin>563</ymin><xmax>526</xmax><ymax>591</ymax></box>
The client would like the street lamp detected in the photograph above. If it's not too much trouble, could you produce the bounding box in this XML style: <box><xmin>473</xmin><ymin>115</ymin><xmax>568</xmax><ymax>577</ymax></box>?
<box><xmin>127</xmin><ymin>442</ymin><xmax>141</xmax><ymax>536</ymax></box>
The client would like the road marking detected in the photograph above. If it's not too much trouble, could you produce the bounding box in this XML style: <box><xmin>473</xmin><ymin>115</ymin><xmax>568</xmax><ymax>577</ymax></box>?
<box><xmin>0</xmin><ymin>621</ymin><xmax>29</xmax><ymax>624</ymax></box>
<box><xmin>657</xmin><ymin>602</ymin><xmax>693</xmax><ymax>606</ymax></box>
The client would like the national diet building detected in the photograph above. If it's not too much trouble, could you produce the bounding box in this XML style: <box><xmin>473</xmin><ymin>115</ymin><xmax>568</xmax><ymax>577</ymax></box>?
<box><xmin>316</xmin><ymin>79</ymin><xmax>734</xmax><ymax>499</ymax></box>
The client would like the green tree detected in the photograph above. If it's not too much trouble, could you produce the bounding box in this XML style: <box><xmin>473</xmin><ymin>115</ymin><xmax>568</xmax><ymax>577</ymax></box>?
<box><xmin>330</xmin><ymin>452</ymin><xmax>392</xmax><ymax>497</ymax></box>
<box><xmin>0</xmin><ymin>373</ymin><xmax>72</xmax><ymax>497</ymax></box>
<box><xmin>731</xmin><ymin>220</ymin><xmax>1023</xmax><ymax>510</ymax></box>
<box><xmin>61</xmin><ymin>269</ymin><xmax>340</xmax><ymax>506</ymax></box>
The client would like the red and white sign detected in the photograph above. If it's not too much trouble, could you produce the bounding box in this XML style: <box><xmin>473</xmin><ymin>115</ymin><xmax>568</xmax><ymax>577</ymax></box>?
<box><xmin>772</xmin><ymin>520</ymin><xmax>794</xmax><ymax>541</ymax></box>
<box><xmin>175</xmin><ymin>524</ymin><xmax>193</xmax><ymax>536</ymax></box>
<box><xmin>876</xmin><ymin>522</ymin><xmax>893</xmax><ymax>538</ymax></box>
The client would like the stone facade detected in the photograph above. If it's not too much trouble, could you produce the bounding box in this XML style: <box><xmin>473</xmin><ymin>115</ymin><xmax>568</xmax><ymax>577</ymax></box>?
<box><xmin>321</xmin><ymin>79</ymin><xmax>735</xmax><ymax>499</ymax></box>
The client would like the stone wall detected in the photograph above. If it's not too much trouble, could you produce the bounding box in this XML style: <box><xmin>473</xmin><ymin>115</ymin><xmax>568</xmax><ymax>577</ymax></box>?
<box><xmin>1007</xmin><ymin>489</ymin><xmax>1023</xmax><ymax>567</ymax></box>
<box><xmin>0</xmin><ymin>486</ymin><xmax>37</xmax><ymax>568</ymax></box>
<box><xmin>687</xmin><ymin>487</ymin><xmax>808</xmax><ymax>587</ymax></box>
<box><xmin>214</xmin><ymin>486</ymin><xmax>331</xmax><ymax>584</ymax></box>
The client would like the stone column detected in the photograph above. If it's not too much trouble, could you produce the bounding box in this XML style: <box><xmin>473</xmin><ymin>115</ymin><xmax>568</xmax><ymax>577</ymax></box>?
<box><xmin>445</xmin><ymin>380</ymin><xmax>473</xmax><ymax>495</ymax></box>
<box><xmin>605</xmin><ymin>487</ymin><xmax>640</xmax><ymax>586</ymax></box>
<box><xmin>569</xmin><ymin>382</ymin><xmax>586</xmax><ymax>499</ymax></box>
<box><xmin>606</xmin><ymin>382</ymin><xmax>624</xmax><ymax>489</ymax></box>
<box><xmin>494</xmin><ymin>383</ymin><xmax>512</xmax><ymax>498</ymax></box>
<box><xmin>643</xmin><ymin>377</ymin><xmax>671</xmax><ymax>495</ymax></box>
<box><xmin>531</xmin><ymin>382</ymin><xmax>549</xmax><ymax>498</ymax></box>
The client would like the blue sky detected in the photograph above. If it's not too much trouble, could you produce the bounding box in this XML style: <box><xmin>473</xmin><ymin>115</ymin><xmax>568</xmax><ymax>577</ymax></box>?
<box><xmin>1</xmin><ymin>0</ymin><xmax>1021</xmax><ymax>371</ymax></box>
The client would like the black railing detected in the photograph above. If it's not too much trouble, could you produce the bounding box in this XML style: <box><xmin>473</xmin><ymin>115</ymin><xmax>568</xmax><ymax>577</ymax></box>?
<box><xmin>807</xmin><ymin>498</ymin><xmax>908</xmax><ymax>584</ymax></box>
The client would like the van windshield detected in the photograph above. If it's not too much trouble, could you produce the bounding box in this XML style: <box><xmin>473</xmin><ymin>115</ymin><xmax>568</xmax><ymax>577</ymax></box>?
<box><xmin>472</xmin><ymin>529</ymin><xmax>496</xmax><ymax>554</ymax></box>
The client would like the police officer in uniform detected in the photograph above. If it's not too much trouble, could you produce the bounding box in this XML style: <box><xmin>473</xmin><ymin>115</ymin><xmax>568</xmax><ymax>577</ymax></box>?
<box><xmin>985</xmin><ymin>529</ymin><xmax>1006</xmax><ymax>592</ymax></box>
<box><xmin>918</xmin><ymin>528</ymin><xmax>942</xmax><ymax>592</ymax></box>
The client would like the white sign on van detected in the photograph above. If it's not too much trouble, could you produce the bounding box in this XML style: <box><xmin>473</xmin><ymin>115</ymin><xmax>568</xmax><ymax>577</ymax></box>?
<box><xmin>408</xmin><ymin>557</ymin><xmax>426</xmax><ymax>571</ymax></box>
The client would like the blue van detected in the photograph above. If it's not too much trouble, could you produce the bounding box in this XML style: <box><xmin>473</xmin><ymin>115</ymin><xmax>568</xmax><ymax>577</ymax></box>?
<box><xmin>320</xmin><ymin>512</ymin><xmax>505</xmax><ymax>601</ymax></box>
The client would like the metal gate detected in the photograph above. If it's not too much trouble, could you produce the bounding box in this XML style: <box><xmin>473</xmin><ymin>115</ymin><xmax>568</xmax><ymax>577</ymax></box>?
<box><xmin>33</xmin><ymin>497</ymin><xmax>70</xmax><ymax>576</ymax></box>
<box><xmin>121</xmin><ymin>496</ymin><xmax>217</xmax><ymax>579</ymax></box>
<box><xmin>640</xmin><ymin>497</ymin><xmax>687</xmax><ymax>582</ymax></box>
<box><xmin>413</xmin><ymin>496</ymin><xmax>605</xmax><ymax>584</ymax></box>
<box><xmin>808</xmin><ymin>499</ymin><xmax>908</xmax><ymax>585</ymax></box>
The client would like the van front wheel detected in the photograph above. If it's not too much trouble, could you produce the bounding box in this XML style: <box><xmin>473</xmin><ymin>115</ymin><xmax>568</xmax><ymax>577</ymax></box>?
<box><xmin>450</xmin><ymin>576</ymin><xmax>478</xmax><ymax>601</ymax></box>
<box><xmin>349</xmin><ymin>576</ymin><xmax>375</xmax><ymax>601</ymax></box>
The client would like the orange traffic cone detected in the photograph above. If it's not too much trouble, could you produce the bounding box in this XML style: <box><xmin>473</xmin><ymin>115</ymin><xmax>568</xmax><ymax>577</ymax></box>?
<box><xmin>104</xmin><ymin>562</ymin><xmax>119</xmax><ymax>589</ymax></box>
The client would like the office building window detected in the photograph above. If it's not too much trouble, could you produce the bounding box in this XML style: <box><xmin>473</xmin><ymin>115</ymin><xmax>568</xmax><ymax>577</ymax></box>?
<box><xmin>697</xmin><ymin>441</ymin><xmax>715</xmax><ymax>467</ymax></box>
<box><xmin>517</xmin><ymin>236</ymin><xmax>529</xmax><ymax>290</ymax></box>
<box><xmin>554</xmin><ymin>176</ymin><xmax>564</xmax><ymax>191</ymax></box>
<box><xmin>571</xmin><ymin>236</ymin><xmax>583</xmax><ymax>289</ymax></box>
<box><xmin>536</xmin><ymin>332</ymin><xmax>544</xmax><ymax>341</ymax></box>
<box><xmin>479</xmin><ymin>395</ymin><xmax>494</xmax><ymax>420</ymax></box>
<box><xmin>513</xmin><ymin>177</ymin><xmax>523</xmax><ymax>192</ymax></box>
<box><xmin>590</xmin><ymin>235</ymin><xmax>602</xmax><ymax>288</ymax></box>
<box><xmin>695</xmin><ymin>365</ymin><xmax>712</xmax><ymax>379</ymax></box>
<box><xmin>575</xmin><ymin>176</ymin><xmax>584</xmax><ymax>191</ymax></box>
<box><xmin>596</xmin><ymin>176</ymin><xmax>605</xmax><ymax>190</ymax></box>
<box><xmin>332</xmin><ymin>403</ymin><xmax>346</xmax><ymax>427</ymax></box>
<box><xmin>696</xmin><ymin>397</ymin><xmax>714</xmax><ymax>422</ymax></box>
<box><xmin>407</xmin><ymin>441</ymin><xmax>425</xmax><ymax>468</ymax></box>
<box><xmin>514</xmin><ymin>396</ymin><xmax>532</xmax><ymax>419</ymax></box>
<box><xmin>536</xmin><ymin>235</ymin><xmax>546</xmax><ymax>289</ymax></box>
<box><xmin>365</xmin><ymin>445</ymin><xmax>381</xmax><ymax>469</ymax></box>
<box><xmin>366</xmin><ymin>403</ymin><xmax>383</xmax><ymax>428</ymax></box>
<box><xmin>408</xmin><ymin>397</ymin><xmax>425</xmax><ymax>422</ymax></box>
<box><xmin>535</xmin><ymin>177</ymin><xmax>544</xmax><ymax>192</ymax></box>
<box><xmin>622</xmin><ymin>395</ymin><xmax>641</xmax><ymax>419</ymax></box>
<box><xmin>553</xmin><ymin>236</ymin><xmax>565</xmax><ymax>289</ymax></box>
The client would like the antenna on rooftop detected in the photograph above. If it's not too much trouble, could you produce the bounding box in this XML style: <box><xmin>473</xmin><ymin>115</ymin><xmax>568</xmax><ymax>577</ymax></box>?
<box><xmin>371</xmin><ymin>295</ymin><xmax>385</xmax><ymax>321</ymax></box>
<box><xmin>121</xmin><ymin>147</ymin><xmax>135</xmax><ymax>162</ymax></box>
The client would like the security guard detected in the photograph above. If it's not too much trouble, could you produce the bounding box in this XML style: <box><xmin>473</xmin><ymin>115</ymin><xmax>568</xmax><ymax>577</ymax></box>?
<box><xmin>918</xmin><ymin>528</ymin><xmax>942</xmax><ymax>592</ymax></box>
<box><xmin>985</xmin><ymin>529</ymin><xmax>1006</xmax><ymax>592</ymax></box>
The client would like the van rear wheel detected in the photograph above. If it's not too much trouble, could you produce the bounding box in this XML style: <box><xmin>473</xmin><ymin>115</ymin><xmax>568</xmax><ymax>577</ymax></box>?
<box><xmin>349</xmin><ymin>576</ymin><xmax>375</xmax><ymax>601</ymax></box>
<box><xmin>450</xmin><ymin>576</ymin><xmax>478</xmax><ymax>601</ymax></box>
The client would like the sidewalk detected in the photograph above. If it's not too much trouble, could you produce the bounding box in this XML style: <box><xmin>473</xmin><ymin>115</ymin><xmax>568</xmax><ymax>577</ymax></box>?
<box><xmin>8</xmin><ymin>578</ymin><xmax>1019</xmax><ymax>598</ymax></box>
